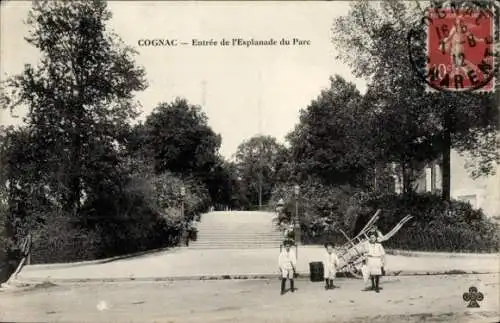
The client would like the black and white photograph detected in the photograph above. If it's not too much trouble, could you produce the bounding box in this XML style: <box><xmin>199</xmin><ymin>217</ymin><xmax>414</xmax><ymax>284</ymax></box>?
<box><xmin>0</xmin><ymin>1</ymin><xmax>499</xmax><ymax>322</ymax></box>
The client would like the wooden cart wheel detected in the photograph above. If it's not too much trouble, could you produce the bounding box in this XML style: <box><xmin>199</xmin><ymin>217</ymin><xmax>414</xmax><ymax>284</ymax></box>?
<box><xmin>341</xmin><ymin>262</ymin><xmax>363</xmax><ymax>279</ymax></box>
<box><xmin>348</xmin><ymin>266</ymin><xmax>363</xmax><ymax>279</ymax></box>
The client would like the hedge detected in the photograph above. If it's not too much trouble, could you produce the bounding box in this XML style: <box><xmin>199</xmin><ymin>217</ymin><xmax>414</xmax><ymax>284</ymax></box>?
<box><xmin>353</xmin><ymin>192</ymin><xmax>499</xmax><ymax>253</ymax></box>
<box><xmin>270</xmin><ymin>183</ymin><xmax>499</xmax><ymax>252</ymax></box>
<box><xmin>4</xmin><ymin>171</ymin><xmax>210</xmax><ymax>265</ymax></box>
<box><xmin>269</xmin><ymin>181</ymin><xmax>362</xmax><ymax>245</ymax></box>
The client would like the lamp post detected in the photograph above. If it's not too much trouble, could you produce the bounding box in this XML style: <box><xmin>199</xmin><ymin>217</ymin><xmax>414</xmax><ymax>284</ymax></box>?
<box><xmin>180</xmin><ymin>186</ymin><xmax>187</xmax><ymax>246</ymax></box>
<box><xmin>294</xmin><ymin>184</ymin><xmax>300</xmax><ymax>257</ymax></box>
<box><xmin>180</xmin><ymin>186</ymin><xmax>186</xmax><ymax>218</ymax></box>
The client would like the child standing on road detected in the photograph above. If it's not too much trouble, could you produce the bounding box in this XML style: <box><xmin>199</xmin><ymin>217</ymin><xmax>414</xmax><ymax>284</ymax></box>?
<box><xmin>364</xmin><ymin>230</ymin><xmax>386</xmax><ymax>293</ymax></box>
<box><xmin>278</xmin><ymin>240</ymin><xmax>297</xmax><ymax>295</ymax></box>
<box><xmin>323</xmin><ymin>242</ymin><xmax>339</xmax><ymax>290</ymax></box>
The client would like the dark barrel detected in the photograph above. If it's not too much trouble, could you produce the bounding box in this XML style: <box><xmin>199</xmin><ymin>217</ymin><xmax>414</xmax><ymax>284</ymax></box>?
<box><xmin>309</xmin><ymin>261</ymin><xmax>324</xmax><ymax>282</ymax></box>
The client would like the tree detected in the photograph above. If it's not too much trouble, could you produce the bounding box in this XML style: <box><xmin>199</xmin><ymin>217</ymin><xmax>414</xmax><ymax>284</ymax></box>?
<box><xmin>361</xmin><ymin>40</ymin><xmax>444</xmax><ymax>193</ymax></box>
<box><xmin>1</xmin><ymin>0</ymin><xmax>147</xmax><ymax>219</ymax></box>
<box><xmin>141</xmin><ymin>98</ymin><xmax>222</xmax><ymax>200</ymax></box>
<box><xmin>287</xmin><ymin>75</ymin><xmax>376</xmax><ymax>188</ymax></box>
<box><xmin>274</xmin><ymin>146</ymin><xmax>295</xmax><ymax>184</ymax></box>
<box><xmin>234</xmin><ymin>135</ymin><xmax>286</xmax><ymax>208</ymax></box>
<box><xmin>332</xmin><ymin>0</ymin><xmax>498</xmax><ymax>199</ymax></box>
<box><xmin>202</xmin><ymin>156</ymin><xmax>236</xmax><ymax>208</ymax></box>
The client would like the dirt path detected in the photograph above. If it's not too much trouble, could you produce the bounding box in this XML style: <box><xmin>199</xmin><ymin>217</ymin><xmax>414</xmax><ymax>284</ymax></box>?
<box><xmin>1</xmin><ymin>274</ymin><xmax>498</xmax><ymax>322</ymax></box>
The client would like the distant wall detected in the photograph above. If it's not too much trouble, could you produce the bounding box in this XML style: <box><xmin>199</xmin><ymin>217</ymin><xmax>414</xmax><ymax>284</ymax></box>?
<box><xmin>450</xmin><ymin>150</ymin><xmax>499</xmax><ymax>218</ymax></box>
<box><xmin>399</xmin><ymin>150</ymin><xmax>499</xmax><ymax>218</ymax></box>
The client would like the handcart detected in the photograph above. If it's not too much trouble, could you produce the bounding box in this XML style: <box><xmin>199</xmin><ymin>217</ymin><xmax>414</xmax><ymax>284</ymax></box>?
<box><xmin>334</xmin><ymin>210</ymin><xmax>413</xmax><ymax>278</ymax></box>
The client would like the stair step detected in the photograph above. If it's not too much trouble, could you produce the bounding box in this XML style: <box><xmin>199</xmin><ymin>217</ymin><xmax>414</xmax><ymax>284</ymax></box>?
<box><xmin>197</xmin><ymin>234</ymin><xmax>282</xmax><ymax>237</ymax></box>
<box><xmin>191</xmin><ymin>241</ymin><xmax>282</xmax><ymax>243</ymax></box>
<box><xmin>196</xmin><ymin>234</ymin><xmax>281</xmax><ymax>237</ymax></box>
<box><xmin>197</xmin><ymin>233</ymin><xmax>278</xmax><ymax>235</ymax></box>
<box><xmin>188</xmin><ymin>246</ymin><xmax>280</xmax><ymax>249</ymax></box>
<box><xmin>189</xmin><ymin>212</ymin><xmax>288</xmax><ymax>250</ymax></box>
<box><xmin>191</xmin><ymin>244</ymin><xmax>282</xmax><ymax>246</ymax></box>
<box><xmin>189</xmin><ymin>245</ymin><xmax>281</xmax><ymax>248</ymax></box>
<box><xmin>194</xmin><ymin>235</ymin><xmax>282</xmax><ymax>238</ymax></box>
<box><xmin>196</xmin><ymin>228</ymin><xmax>280</xmax><ymax>230</ymax></box>
<box><xmin>191</xmin><ymin>243</ymin><xmax>282</xmax><ymax>245</ymax></box>
<box><xmin>197</xmin><ymin>230</ymin><xmax>281</xmax><ymax>232</ymax></box>
<box><xmin>189</xmin><ymin>240</ymin><xmax>281</xmax><ymax>243</ymax></box>
<box><xmin>194</xmin><ymin>239</ymin><xmax>282</xmax><ymax>242</ymax></box>
<box><xmin>195</xmin><ymin>227</ymin><xmax>276</xmax><ymax>230</ymax></box>
<box><xmin>190</xmin><ymin>240</ymin><xmax>280</xmax><ymax>243</ymax></box>
<box><xmin>189</xmin><ymin>241</ymin><xmax>281</xmax><ymax>245</ymax></box>
<box><xmin>190</xmin><ymin>240</ymin><xmax>281</xmax><ymax>243</ymax></box>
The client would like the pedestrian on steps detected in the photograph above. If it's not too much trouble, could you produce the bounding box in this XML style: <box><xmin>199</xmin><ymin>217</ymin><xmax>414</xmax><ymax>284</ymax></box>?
<box><xmin>323</xmin><ymin>242</ymin><xmax>339</xmax><ymax>290</ymax></box>
<box><xmin>283</xmin><ymin>222</ymin><xmax>295</xmax><ymax>241</ymax></box>
<box><xmin>278</xmin><ymin>240</ymin><xmax>297</xmax><ymax>295</ymax></box>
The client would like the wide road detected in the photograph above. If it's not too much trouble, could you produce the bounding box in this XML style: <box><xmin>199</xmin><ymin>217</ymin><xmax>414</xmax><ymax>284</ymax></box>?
<box><xmin>1</xmin><ymin>274</ymin><xmax>498</xmax><ymax>323</ymax></box>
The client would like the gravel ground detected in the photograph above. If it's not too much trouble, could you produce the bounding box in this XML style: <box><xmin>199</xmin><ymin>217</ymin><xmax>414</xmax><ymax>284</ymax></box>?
<box><xmin>1</xmin><ymin>274</ymin><xmax>498</xmax><ymax>323</ymax></box>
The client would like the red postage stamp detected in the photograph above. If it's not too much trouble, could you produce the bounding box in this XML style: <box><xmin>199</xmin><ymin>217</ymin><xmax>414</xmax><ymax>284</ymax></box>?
<box><xmin>426</xmin><ymin>8</ymin><xmax>495</xmax><ymax>91</ymax></box>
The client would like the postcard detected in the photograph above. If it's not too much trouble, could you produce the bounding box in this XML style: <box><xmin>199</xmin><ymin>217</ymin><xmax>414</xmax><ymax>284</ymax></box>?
<box><xmin>0</xmin><ymin>1</ymin><xmax>498</xmax><ymax>322</ymax></box>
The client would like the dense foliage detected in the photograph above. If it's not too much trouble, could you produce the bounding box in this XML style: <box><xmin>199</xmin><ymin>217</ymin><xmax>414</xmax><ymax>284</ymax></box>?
<box><xmin>287</xmin><ymin>76</ymin><xmax>375</xmax><ymax>188</ymax></box>
<box><xmin>28</xmin><ymin>171</ymin><xmax>210</xmax><ymax>263</ymax></box>
<box><xmin>128</xmin><ymin>98</ymin><xmax>235</xmax><ymax>209</ymax></box>
<box><xmin>354</xmin><ymin>192</ymin><xmax>499</xmax><ymax>252</ymax></box>
<box><xmin>140</xmin><ymin>99</ymin><xmax>221</xmax><ymax>178</ymax></box>
<box><xmin>269</xmin><ymin>181</ymin><xmax>362</xmax><ymax>245</ymax></box>
<box><xmin>265</xmin><ymin>0</ymin><xmax>499</xmax><ymax>253</ymax></box>
<box><xmin>332</xmin><ymin>0</ymin><xmax>499</xmax><ymax>199</ymax></box>
<box><xmin>234</xmin><ymin>135</ymin><xmax>287</xmax><ymax>209</ymax></box>
<box><xmin>0</xmin><ymin>1</ymin><xmax>216</xmax><ymax>266</ymax></box>
<box><xmin>270</xmin><ymin>185</ymin><xmax>499</xmax><ymax>252</ymax></box>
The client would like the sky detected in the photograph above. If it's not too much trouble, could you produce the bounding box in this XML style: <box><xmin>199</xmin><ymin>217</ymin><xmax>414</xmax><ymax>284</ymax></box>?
<box><xmin>0</xmin><ymin>0</ymin><xmax>367</xmax><ymax>159</ymax></box>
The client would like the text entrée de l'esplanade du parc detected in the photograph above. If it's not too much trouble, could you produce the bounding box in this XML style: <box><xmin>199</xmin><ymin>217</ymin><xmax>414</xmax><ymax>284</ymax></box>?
<box><xmin>137</xmin><ymin>38</ymin><xmax>281</xmax><ymax>47</ymax></box>
<box><xmin>191</xmin><ymin>38</ymin><xmax>279</xmax><ymax>47</ymax></box>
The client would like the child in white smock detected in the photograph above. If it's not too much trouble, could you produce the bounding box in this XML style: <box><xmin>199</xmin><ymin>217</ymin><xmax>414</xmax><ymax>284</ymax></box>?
<box><xmin>363</xmin><ymin>230</ymin><xmax>385</xmax><ymax>293</ymax></box>
<box><xmin>323</xmin><ymin>242</ymin><xmax>340</xmax><ymax>290</ymax></box>
<box><xmin>278</xmin><ymin>240</ymin><xmax>297</xmax><ymax>295</ymax></box>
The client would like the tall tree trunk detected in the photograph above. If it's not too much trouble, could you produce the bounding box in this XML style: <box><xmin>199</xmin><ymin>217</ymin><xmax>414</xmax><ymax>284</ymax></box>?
<box><xmin>69</xmin><ymin>86</ymin><xmax>84</xmax><ymax>217</ymax></box>
<box><xmin>441</xmin><ymin>143</ymin><xmax>451</xmax><ymax>200</ymax></box>
<box><xmin>258</xmin><ymin>176</ymin><xmax>262</xmax><ymax>209</ymax></box>
<box><xmin>441</xmin><ymin>110</ymin><xmax>452</xmax><ymax>201</ymax></box>
<box><xmin>257</xmin><ymin>140</ymin><xmax>264</xmax><ymax>209</ymax></box>
<box><xmin>69</xmin><ymin>129</ymin><xmax>82</xmax><ymax>217</ymax></box>
<box><xmin>402</xmin><ymin>162</ymin><xmax>410</xmax><ymax>194</ymax></box>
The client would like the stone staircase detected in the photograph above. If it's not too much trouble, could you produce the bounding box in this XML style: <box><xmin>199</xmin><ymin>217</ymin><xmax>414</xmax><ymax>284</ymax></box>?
<box><xmin>188</xmin><ymin>211</ymin><xmax>283</xmax><ymax>249</ymax></box>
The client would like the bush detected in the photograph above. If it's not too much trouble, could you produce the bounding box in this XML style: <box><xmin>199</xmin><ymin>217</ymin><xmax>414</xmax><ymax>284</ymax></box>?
<box><xmin>1</xmin><ymin>129</ymin><xmax>211</xmax><ymax>264</ymax></box>
<box><xmin>15</xmin><ymin>171</ymin><xmax>210</xmax><ymax>264</ymax></box>
<box><xmin>0</xmin><ymin>224</ymin><xmax>20</xmax><ymax>284</ymax></box>
<box><xmin>270</xmin><ymin>184</ymin><xmax>499</xmax><ymax>252</ymax></box>
<box><xmin>354</xmin><ymin>192</ymin><xmax>499</xmax><ymax>252</ymax></box>
<box><xmin>30</xmin><ymin>217</ymin><xmax>101</xmax><ymax>264</ymax></box>
<box><xmin>73</xmin><ymin>171</ymin><xmax>208</xmax><ymax>260</ymax></box>
<box><xmin>269</xmin><ymin>180</ymin><xmax>362</xmax><ymax>245</ymax></box>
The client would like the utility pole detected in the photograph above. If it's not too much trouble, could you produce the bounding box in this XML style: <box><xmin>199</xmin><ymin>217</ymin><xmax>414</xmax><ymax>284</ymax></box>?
<box><xmin>201</xmin><ymin>80</ymin><xmax>207</xmax><ymax>110</ymax></box>
<box><xmin>257</xmin><ymin>72</ymin><xmax>263</xmax><ymax>210</ymax></box>
<box><xmin>294</xmin><ymin>184</ymin><xmax>300</xmax><ymax>258</ymax></box>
